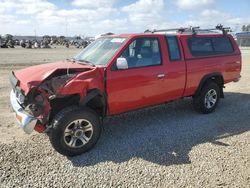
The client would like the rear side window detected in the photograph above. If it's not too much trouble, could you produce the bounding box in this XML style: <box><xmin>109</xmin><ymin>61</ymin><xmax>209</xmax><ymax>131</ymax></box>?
<box><xmin>189</xmin><ymin>38</ymin><xmax>213</xmax><ymax>56</ymax></box>
<box><xmin>188</xmin><ymin>37</ymin><xmax>234</xmax><ymax>57</ymax></box>
<box><xmin>212</xmin><ymin>37</ymin><xmax>234</xmax><ymax>53</ymax></box>
<box><xmin>166</xmin><ymin>36</ymin><xmax>181</xmax><ymax>61</ymax></box>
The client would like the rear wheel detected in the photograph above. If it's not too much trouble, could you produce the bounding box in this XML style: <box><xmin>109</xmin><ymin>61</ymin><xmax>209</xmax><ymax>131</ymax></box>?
<box><xmin>48</xmin><ymin>106</ymin><xmax>101</xmax><ymax>156</ymax></box>
<box><xmin>193</xmin><ymin>82</ymin><xmax>220</xmax><ymax>114</ymax></box>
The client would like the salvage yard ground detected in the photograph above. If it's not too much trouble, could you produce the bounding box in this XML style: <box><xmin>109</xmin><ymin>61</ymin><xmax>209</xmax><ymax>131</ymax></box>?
<box><xmin>0</xmin><ymin>46</ymin><xmax>249</xmax><ymax>187</ymax></box>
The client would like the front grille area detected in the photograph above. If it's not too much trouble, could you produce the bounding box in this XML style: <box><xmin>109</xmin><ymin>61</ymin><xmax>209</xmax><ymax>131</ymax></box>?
<box><xmin>14</xmin><ymin>88</ymin><xmax>25</xmax><ymax>104</ymax></box>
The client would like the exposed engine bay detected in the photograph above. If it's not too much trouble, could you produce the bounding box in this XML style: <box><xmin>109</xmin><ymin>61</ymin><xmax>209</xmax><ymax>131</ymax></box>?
<box><xmin>10</xmin><ymin>66</ymin><xmax>97</xmax><ymax>132</ymax></box>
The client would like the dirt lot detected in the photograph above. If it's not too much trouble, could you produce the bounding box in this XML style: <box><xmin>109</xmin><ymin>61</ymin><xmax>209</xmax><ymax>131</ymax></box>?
<box><xmin>0</xmin><ymin>47</ymin><xmax>249</xmax><ymax>187</ymax></box>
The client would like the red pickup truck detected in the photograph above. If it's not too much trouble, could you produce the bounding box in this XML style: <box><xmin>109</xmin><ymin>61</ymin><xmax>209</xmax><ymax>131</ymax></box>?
<box><xmin>10</xmin><ymin>26</ymin><xmax>241</xmax><ymax>156</ymax></box>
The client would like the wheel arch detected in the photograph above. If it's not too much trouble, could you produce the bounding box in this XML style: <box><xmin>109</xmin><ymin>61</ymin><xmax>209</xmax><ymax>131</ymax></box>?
<box><xmin>195</xmin><ymin>72</ymin><xmax>224</xmax><ymax>98</ymax></box>
<box><xmin>49</xmin><ymin>89</ymin><xmax>107</xmax><ymax>122</ymax></box>
<box><xmin>80</xmin><ymin>89</ymin><xmax>107</xmax><ymax>117</ymax></box>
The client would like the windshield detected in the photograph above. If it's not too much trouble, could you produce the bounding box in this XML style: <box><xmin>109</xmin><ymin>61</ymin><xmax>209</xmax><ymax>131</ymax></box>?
<box><xmin>74</xmin><ymin>37</ymin><xmax>127</xmax><ymax>65</ymax></box>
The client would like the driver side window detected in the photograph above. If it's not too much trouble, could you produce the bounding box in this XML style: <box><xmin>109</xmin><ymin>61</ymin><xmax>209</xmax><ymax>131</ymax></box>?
<box><xmin>120</xmin><ymin>38</ymin><xmax>162</xmax><ymax>68</ymax></box>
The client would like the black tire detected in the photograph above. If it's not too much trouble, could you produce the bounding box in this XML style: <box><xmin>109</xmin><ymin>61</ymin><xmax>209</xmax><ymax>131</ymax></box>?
<box><xmin>193</xmin><ymin>82</ymin><xmax>220</xmax><ymax>114</ymax></box>
<box><xmin>48</xmin><ymin>106</ymin><xmax>101</xmax><ymax>156</ymax></box>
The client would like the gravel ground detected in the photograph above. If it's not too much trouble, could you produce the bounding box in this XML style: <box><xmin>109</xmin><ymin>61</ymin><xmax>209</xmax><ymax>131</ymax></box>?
<box><xmin>0</xmin><ymin>47</ymin><xmax>249</xmax><ymax>187</ymax></box>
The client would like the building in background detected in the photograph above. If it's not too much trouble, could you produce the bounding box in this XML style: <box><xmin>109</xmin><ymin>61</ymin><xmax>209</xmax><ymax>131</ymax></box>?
<box><xmin>235</xmin><ymin>32</ymin><xmax>250</xmax><ymax>46</ymax></box>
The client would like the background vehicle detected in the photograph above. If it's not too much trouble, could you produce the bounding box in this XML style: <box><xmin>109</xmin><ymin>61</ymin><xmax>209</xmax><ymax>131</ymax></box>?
<box><xmin>10</xmin><ymin>26</ymin><xmax>241</xmax><ymax>156</ymax></box>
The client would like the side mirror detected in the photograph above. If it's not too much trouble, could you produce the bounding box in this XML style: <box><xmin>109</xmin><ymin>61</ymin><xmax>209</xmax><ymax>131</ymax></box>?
<box><xmin>116</xmin><ymin>57</ymin><xmax>128</xmax><ymax>70</ymax></box>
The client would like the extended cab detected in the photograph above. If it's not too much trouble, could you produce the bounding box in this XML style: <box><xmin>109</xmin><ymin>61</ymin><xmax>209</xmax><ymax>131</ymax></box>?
<box><xmin>10</xmin><ymin>26</ymin><xmax>242</xmax><ymax>156</ymax></box>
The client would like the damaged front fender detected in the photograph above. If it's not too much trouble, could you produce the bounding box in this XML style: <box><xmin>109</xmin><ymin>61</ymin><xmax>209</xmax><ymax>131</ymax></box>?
<box><xmin>56</xmin><ymin>67</ymin><xmax>105</xmax><ymax>102</ymax></box>
<box><xmin>11</xmin><ymin>62</ymin><xmax>105</xmax><ymax>134</ymax></box>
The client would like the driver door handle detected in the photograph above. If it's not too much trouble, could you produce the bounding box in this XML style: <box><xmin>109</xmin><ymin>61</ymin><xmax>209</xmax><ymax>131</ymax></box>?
<box><xmin>157</xmin><ymin>73</ymin><xmax>165</xmax><ymax>79</ymax></box>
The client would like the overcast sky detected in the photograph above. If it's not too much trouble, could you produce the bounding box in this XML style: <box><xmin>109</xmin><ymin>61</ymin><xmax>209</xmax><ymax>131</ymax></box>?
<box><xmin>0</xmin><ymin>0</ymin><xmax>250</xmax><ymax>36</ymax></box>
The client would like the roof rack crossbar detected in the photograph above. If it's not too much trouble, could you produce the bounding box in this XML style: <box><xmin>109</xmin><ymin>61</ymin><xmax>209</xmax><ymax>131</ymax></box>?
<box><xmin>145</xmin><ymin>25</ymin><xmax>231</xmax><ymax>35</ymax></box>
<box><xmin>144</xmin><ymin>28</ymin><xmax>190</xmax><ymax>33</ymax></box>
<box><xmin>195</xmin><ymin>25</ymin><xmax>231</xmax><ymax>34</ymax></box>
<box><xmin>153</xmin><ymin>28</ymin><xmax>189</xmax><ymax>33</ymax></box>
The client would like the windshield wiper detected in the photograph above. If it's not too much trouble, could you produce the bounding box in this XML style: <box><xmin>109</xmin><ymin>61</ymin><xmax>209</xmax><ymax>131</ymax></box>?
<box><xmin>66</xmin><ymin>58</ymin><xmax>95</xmax><ymax>66</ymax></box>
<box><xmin>77</xmin><ymin>59</ymin><xmax>95</xmax><ymax>66</ymax></box>
<box><xmin>66</xmin><ymin>58</ymin><xmax>76</xmax><ymax>63</ymax></box>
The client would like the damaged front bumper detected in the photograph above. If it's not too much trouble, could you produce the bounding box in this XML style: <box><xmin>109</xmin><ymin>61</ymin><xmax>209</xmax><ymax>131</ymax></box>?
<box><xmin>10</xmin><ymin>89</ymin><xmax>37</xmax><ymax>134</ymax></box>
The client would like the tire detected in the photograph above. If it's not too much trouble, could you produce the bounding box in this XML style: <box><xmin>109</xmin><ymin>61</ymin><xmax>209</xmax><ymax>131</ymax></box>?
<box><xmin>193</xmin><ymin>82</ymin><xmax>220</xmax><ymax>114</ymax></box>
<box><xmin>48</xmin><ymin>106</ymin><xmax>101</xmax><ymax>156</ymax></box>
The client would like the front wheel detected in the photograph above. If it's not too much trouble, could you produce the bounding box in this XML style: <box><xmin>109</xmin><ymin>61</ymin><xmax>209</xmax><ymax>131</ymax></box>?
<box><xmin>48</xmin><ymin>107</ymin><xmax>101</xmax><ymax>156</ymax></box>
<box><xmin>193</xmin><ymin>82</ymin><xmax>220</xmax><ymax>114</ymax></box>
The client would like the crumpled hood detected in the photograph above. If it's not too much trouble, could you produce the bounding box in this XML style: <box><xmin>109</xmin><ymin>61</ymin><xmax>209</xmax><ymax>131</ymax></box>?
<box><xmin>14</xmin><ymin>61</ymin><xmax>93</xmax><ymax>94</ymax></box>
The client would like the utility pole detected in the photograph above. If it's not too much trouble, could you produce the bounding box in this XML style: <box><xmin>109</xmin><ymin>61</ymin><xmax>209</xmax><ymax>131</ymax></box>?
<box><xmin>65</xmin><ymin>17</ymin><xmax>68</xmax><ymax>38</ymax></box>
<box><xmin>34</xmin><ymin>29</ymin><xmax>37</xmax><ymax>40</ymax></box>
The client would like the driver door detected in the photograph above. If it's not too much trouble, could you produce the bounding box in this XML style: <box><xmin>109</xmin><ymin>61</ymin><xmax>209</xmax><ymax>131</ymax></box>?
<box><xmin>106</xmin><ymin>37</ymin><xmax>169</xmax><ymax>114</ymax></box>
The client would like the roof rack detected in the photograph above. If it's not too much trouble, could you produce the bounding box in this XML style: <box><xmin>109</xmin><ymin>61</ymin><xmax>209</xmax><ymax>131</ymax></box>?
<box><xmin>144</xmin><ymin>24</ymin><xmax>231</xmax><ymax>35</ymax></box>
<box><xmin>144</xmin><ymin>27</ymin><xmax>190</xmax><ymax>34</ymax></box>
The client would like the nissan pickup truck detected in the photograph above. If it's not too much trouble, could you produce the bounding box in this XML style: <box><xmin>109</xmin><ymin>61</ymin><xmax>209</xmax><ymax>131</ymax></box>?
<box><xmin>9</xmin><ymin>26</ymin><xmax>242</xmax><ymax>156</ymax></box>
